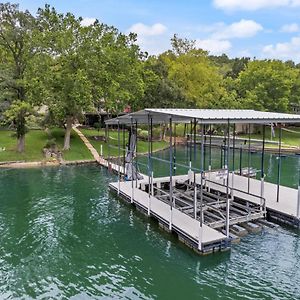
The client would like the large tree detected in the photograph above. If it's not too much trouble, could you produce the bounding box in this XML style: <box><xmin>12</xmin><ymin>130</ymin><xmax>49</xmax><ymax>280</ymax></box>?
<box><xmin>237</xmin><ymin>60</ymin><xmax>299</xmax><ymax>112</ymax></box>
<box><xmin>37</xmin><ymin>6</ymin><xmax>146</xmax><ymax>150</ymax></box>
<box><xmin>162</xmin><ymin>48</ymin><xmax>230</xmax><ymax>108</ymax></box>
<box><xmin>0</xmin><ymin>3</ymin><xmax>39</xmax><ymax>152</ymax></box>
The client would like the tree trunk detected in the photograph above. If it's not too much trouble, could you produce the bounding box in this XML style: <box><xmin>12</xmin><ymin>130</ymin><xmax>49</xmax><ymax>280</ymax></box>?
<box><xmin>17</xmin><ymin>134</ymin><xmax>25</xmax><ymax>153</ymax></box>
<box><xmin>63</xmin><ymin>116</ymin><xmax>73</xmax><ymax>150</ymax></box>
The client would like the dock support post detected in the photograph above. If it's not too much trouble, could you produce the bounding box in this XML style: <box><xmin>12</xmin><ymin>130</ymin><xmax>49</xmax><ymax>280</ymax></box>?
<box><xmin>189</xmin><ymin>120</ymin><xmax>192</xmax><ymax>171</ymax></box>
<box><xmin>193</xmin><ymin>119</ymin><xmax>197</xmax><ymax>219</ymax></box>
<box><xmin>276</xmin><ymin>124</ymin><xmax>282</xmax><ymax>203</ymax></box>
<box><xmin>297</xmin><ymin>172</ymin><xmax>300</xmax><ymax>218</ymax></box>
<box><xmin>147</xmin><ymin>114</ymin><xmax>151</xmax><ymax>215</ymax></box>
<box><xmin>117</xmin><ymin>120</ymin><xmax>120</xmax><ymax>195</ymax></box>
<box><xmin>247</xmin><ymin>123</ymin><xmax>251</xmax><ymax>194</ymax></box>
<box><xmin>261</xmin><ymin>124</ymin><xmax>266</xmax><ymax>212</ymax></box>
<box><xmin>231</xmin><ymin>123</ymin><xmax>236</xmax><ymax>199</ymax></box>
<box><xmin>226</xmin><ymin>119</ymin><xmax>230</xmax><ymax>238</ymax></box>
<box><xmin>130</xmin><ymin>117</ymin><xmax>134</xmax><ymax>203</ymax></box>
<box><xmin>208</xmin><ymin>124</ymin><xmax>212</xmax><ymax>192</ymax></box>
<box><xmin>198</xmin><ymin>122</ymin><xmax>204</xmax><ymax>251</ymax></box>
<box><xmin>169</xmin><ymin>117</ymin><xmax>173</xmax><ymax>231</ymax></box>
<box><xmin>297</xmin><ymin>184</ymin><xmax>300</xmax><ymax>219</ymax></box>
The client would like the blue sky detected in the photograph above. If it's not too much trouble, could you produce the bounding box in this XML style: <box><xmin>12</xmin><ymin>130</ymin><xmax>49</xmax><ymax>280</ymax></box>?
<box><xmin>18</xmin><ymin>0</ymin><xmax>300</xmax><ymax>61</ymax></box>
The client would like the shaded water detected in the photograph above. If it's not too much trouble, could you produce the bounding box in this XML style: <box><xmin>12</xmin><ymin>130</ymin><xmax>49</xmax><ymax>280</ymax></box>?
<box><xmin>0</xmin><ymin>165</ymin><xmax>300</xmax><ymax>299</ymax></box>
<box><xmin>138</xmin><ymin>145</ymin><xmax>300</xmax><ymax>188</ymax></box>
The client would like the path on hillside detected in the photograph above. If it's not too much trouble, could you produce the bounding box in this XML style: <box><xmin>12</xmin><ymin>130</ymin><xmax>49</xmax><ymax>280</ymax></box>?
<box><xmin>72</xmin><ymin>126</ymin><xmax>102</xmax><ymax>163</ymax></box>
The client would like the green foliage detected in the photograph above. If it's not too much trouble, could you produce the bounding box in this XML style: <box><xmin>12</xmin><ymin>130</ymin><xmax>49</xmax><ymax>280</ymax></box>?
<box><xmin>237</xmin><ymin>60</ymin><xmax>299</xmax><ymax>112</ymax></box>
<box><xmin>3</xmin><ymin>101</ymin><xmax>33</xmax><ymax>137</ymax></box>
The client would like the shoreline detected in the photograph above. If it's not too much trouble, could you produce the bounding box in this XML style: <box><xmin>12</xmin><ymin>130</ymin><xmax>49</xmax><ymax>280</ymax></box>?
<box><xmin>0</xmin><ymin>142</ymin><xmax>299</xmax><ymax>169</ymax></box>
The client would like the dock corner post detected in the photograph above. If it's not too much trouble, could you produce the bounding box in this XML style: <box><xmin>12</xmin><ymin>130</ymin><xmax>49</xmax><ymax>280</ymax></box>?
<box><xmin>169</xmin><ymin>116</ymin><xmax>173</xmax><ymax>231</ymax></box>
<box><xmin>231</xmin><ymin>123</ymin><xmax>236</xmax><ymax>200</ymax></box>
<box><xmin>198</xmin><ymin>224</ymin><xmax>203</xmax><ymax>251</ymax></box>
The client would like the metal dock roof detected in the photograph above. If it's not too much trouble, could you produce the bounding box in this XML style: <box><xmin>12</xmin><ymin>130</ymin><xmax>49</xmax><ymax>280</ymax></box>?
<box><xmin>105</xmin><ymin>108</ymin><xmax>300</xmax><ymax>125</ymax></box>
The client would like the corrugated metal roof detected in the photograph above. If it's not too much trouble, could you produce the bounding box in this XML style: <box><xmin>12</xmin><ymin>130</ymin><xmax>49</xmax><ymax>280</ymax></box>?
<box><xmin>105</xmin><ymin>109</ymin><xmax>300</xmax><ymax>125</ymax></box>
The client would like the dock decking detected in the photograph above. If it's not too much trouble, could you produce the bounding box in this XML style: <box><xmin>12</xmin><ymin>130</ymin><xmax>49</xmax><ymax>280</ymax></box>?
<box><xmin>109</xmin><ymin>179</ymin><xmax>229</xmax><ymax>254</ymax></box>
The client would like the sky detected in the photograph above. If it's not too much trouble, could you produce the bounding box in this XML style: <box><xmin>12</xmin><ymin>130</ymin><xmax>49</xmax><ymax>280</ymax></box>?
<box><xmin>18</xmin><ymin>0</ymin><xmax>300</xmax><ymax>61</ymax></box>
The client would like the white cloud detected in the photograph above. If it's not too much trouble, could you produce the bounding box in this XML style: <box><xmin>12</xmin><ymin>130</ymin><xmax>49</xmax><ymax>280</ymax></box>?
<box><xmin>280</xmin><ymin>23</ymin><xmax>300</xmax><ymax>33</ymax></box>
<box><xmin>128</xmin><ymin>23</ymin><xmax>167</xmax><ymax>36</ymax></box>
<box><xmin>127</xmin><ymin>23</ymin><xmax>169</xmax><ymax>55</ymax></box>
<box><xmin>213</xmin><ymin>0</ymin><xmax>300</xmax><ymax>11</ymax></box>
<box><xmin>212</xmin><ymin>19</ymin><xmax>263</xmax><ymax>39</ymax></box>
<box><xmin>263</xmin><ymin>37</ymin><xmax>300</xmax><ymax>61</ymax></box>
<box><xmin>81</xmin><ymin>17</ymin><xmax>96</xmax><ymax>27</ymax></box>
<box><xmin>195</xmin><ymin>39</ymin><xmax>232</xmax><ymax>55</ymax></box>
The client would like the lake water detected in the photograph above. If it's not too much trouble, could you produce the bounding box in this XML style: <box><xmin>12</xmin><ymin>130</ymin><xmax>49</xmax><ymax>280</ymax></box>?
<box><xmin>138</xmin><ymin>145</ymin><xmax>300</xmax><ymax>189</ymax></box>
<box><xmin>0</xmin><ymin>161</ymin><xmax>299</xmax><ymax>299</ymax></box>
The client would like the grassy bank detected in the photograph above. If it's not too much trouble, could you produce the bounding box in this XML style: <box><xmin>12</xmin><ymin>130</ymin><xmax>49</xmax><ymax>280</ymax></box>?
<box><xmin>0</xmin><ymin>128</ymin><xmax>93</xmax><ymax>162</ymax></box>
<box><xmin>239</xmin><ymin>126</ymin><xmax>300</xmax><ymax>148</ymax></box>
<box><xmin>79</xmin><ymin>128</ymin><xmax>169</xmax><ymax>157</ymax></box>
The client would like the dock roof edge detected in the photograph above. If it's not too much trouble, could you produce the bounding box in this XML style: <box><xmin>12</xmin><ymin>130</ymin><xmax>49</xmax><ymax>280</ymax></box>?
<box><xmin>105</xmin><ymin>109</ymin><xmax>300</xmax><ymax>125</ymax></box>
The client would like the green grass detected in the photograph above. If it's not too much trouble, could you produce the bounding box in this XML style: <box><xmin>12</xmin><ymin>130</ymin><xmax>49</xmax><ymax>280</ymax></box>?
<box><xmin>80</xmin><ymin>128</ymin><xmax>168</xmax><ymax>157</ymax></box>
<box><xmin>0</xmin><ymin>128</ymin><xmax>93</xmax><ymax>162</ymax></box>
<box><xmin>50</xmin><ymin>128</ymin><xmax>93</xmax><ymax>161</ymax></box>
<box><xmin>239</xmin><ymin>126</ymin><xmax>300</xmax><ymax>148</ymax></box>
<box><xmin>0</xmin><ymin>129</ymin><xmax>48</xmax><ymax>162</ymax></box>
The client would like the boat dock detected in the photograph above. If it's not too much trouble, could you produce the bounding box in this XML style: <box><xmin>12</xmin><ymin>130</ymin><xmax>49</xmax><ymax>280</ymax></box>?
<box><xmin>104</xmin><ymin>108</ymin><xmax>300</xmax><ymax>255</ymax></box>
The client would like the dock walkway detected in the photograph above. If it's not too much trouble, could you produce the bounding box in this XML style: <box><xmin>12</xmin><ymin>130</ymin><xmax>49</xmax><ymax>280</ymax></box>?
<box><xmin>206</xmin><ymin>172</ymin><xmax>300</xmax><ymax>225</ymax></box>
<box><xmin>109</xmin><ymin>179</ymin><xmax>227</xmax><ymax>253</ymax></box>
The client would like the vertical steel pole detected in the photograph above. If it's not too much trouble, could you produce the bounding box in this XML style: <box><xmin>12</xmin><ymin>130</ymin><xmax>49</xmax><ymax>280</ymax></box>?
<box><xmin>247</xmin><ymin>124</ymin><xmax>251</xmax><ymax>194</ymax></box>
<box><xmin>297</xmin><ymin>171</ymin><xmax>300</xmax><ymax>218</ymax></box>
<box><xmin>193</xmin><ymin>118</ymin><xmax>197</xmax><ymax>168</ymax></box>
<box><xmin>193</xmin><ymin>119</ymin><xmax>197</xmax><ymax>219</ymax></box>
<box><xmin>131</xmin><ymin>117</ymin><xmax>134</xmax><ymax>203</ymax></box>
<box><xmin>107</xmin><ymin>124</ymin><xmax>110</xmax><ymax>169</ymax></box>
<box><xmin>226</xmin><ymin>119</ymin><xmax>230</xmax><ymax>238</ymax></box>
<box><xmin>135</xmin><ymin>120</ymin><xmax>138</xmax><ymax>189</ymax></box>
<box><xmin>151</xmin><ymin>117</ymin><xmax>154</xmax><ymax>197</ymax></box>
<box><xmin>198</xmin><ymin>122</ymin><xmax>204</xmax><ymax>251</ymax></box>
<box><xmin>239</xmin><ymin>147</ymin><xmax>242</xmax><ymax>175</ymax></box>
<box><xmin>174</xmin><ymin>122</ymin><xmax>177</xmax><ymax>175</ymax></box>
<box><xmin>147</xmin><ymin>114</ymin><xmax>151</xmax><ymax>215</ymax></box>
<box><xmin>123</xmin><ymin>124</ymin><xmax>126</xmax><ymax>176</ymax></box>
<box><xmin>276</xmin><ymin>124</ymin><xmax>282</xmax><ymax>203</ymax></box>
<box><xmin>169</xmin><ymin>117</ymin><xmax>173</xmax><ymax>231</ymax></box>
<box><xmin>189</xmin><ymin>120</ymin><xmax>192</xmax><ymax>170</ymax></box>
<box><xmin>231</xmin><ymin>123</ymin><xmax>236</xmax><ymax>199</ymax></box>
<box><xmin>117</xmin><ymin>120</ymin><xmax>120</xmax><ymax>194</ymax></box>
<box><xmin>208</xmin><ymin>124</ymin><xmax>212</xmax><ymax>192</ymax></box>
<box><xmin>261</xmin><ymin>124</ymin><xmax>266</xmax><ymax>212</ymax></box>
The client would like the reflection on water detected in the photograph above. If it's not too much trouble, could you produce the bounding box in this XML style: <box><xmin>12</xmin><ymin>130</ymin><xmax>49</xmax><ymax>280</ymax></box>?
<box><xmin>0</xmin><ymin>165</ymin><xmax>299</xmax><ymax>299</ymax></box>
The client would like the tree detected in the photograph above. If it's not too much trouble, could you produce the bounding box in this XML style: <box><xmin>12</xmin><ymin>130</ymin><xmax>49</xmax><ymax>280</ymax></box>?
<box><xmin>0</xmin><ymin>3</ymin><xmax>38</xmax><ymax>152</ymax></box>
<box><xmin>237</xmin><ymin>60</ymin><xmax>299</xmax><ymax>112</ymax></box>
<box><xmin>36</xmin><ymin>6</ymin><xmax>94</xmax><ymax>150</ymax></box>
<box><xmin>161</xmin><ymin>49</ymin><xmax>229</xmax><ymax>108</ymax></box>
<box><xmin>141</xmin><ymin>56</ymin><xmax>187</xmax><ymax>108</ymax></box>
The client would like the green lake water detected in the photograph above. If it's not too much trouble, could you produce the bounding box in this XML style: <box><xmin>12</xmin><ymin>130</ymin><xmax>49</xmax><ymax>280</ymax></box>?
<box><xmin>138</xmin><ymin>145</ymin><xmax>300</xmax><ymax>189</ymax></box>
<box><xmin>0</xmin><ymin>154</ymin><xmax>299</xmax><ymax>299</ymax></box>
